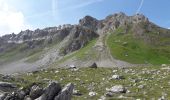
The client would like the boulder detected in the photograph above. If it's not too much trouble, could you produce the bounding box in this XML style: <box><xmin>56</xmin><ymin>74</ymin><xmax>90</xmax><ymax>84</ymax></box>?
<box><xmin>89</xmin><ymin>63</ymin><xmax>97</xmax><ymax>68</ymax></box>
<box><xmin>29</xmin><ymin>85</ymin><xmax>44</xmax><ymax>99</ymax></box>
<box><xmin>54</xmin><ymin>83</ymin><xmax>74</xmax><ymax>100</ymax></box>
<box><xmin>36</xmin><ymin>82</ymin><xmax>61</xmax><ymax>100</ymax></box>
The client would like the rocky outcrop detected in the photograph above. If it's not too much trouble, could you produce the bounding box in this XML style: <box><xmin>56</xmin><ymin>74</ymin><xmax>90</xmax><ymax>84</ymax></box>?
<box><xmin>60</xmin><ymin>25</ymin><xmax>99</xmax><ymax>55</ymax></box>
<box><xmin>79</xmin><ymin>15</ymin><xmax>99</xmax><ymax>31</ymax></box>
<box><xmin>36</xmin><ymin>82</ymin><xmax>61</xmax><ymax>100</ymax></box>
<box><xmin>0</xmin><ymin>82</ymin><xmax>74</xmax><ymax>100</ymax></box>
<box><xmin>0</xmin><ymin>82</ymin><xmax>17</xmax><ymax>92</ymax></box>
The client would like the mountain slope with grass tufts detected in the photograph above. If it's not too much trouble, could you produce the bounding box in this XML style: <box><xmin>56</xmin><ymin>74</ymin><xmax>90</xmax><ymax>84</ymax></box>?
<box><xmin>0</xmin><ymin>12</ymin><xmax>170</xmax><ymax>74</ymax></box>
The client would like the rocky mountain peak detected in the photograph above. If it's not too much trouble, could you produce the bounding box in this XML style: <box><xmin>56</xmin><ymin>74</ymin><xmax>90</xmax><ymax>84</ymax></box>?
<box><xmin>79</xmin><ymin>15</ymin><xmax>99</xmax><ymax>31</ymax></box>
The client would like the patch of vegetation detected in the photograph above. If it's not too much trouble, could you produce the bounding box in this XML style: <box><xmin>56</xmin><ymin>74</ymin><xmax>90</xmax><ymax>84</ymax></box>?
<box><xmin>107</xmin><ymin>27</ymin><xmax>170</xmax><ymax>65</ymax></box>
<box><xmin>5</xmin><ymin>65</ymin><xmax>170</xmax><ymax>100</ymax></box>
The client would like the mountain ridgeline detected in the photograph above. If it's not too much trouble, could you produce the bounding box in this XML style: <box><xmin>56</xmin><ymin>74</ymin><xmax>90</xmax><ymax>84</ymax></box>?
<box><xmin>0</xmin><ymin>12</ymin><xmax>170</xmax><ymax>73</ymax></box>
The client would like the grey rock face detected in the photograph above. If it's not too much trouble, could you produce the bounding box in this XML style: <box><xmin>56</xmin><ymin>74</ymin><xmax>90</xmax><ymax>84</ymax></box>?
<box><xmin>36</xmin><ymin>82</ymin><xmax>61</xmax><ymax>100</ymax></box>
<box><xmin>54</xmin><ymin>83</ymin><xmax>74</xmax><ymax>100</ymax></box>
<box><xmin>60</xmin><ymin>26</ymin><xmax>99</xmax><ymax>55</ymax></box>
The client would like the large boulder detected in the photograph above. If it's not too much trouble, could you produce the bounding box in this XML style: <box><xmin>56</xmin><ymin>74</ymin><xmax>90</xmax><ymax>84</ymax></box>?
<box><xmin>29</xmin><ymin>85</ymin><xmax>44</xmax><ymax>99</ymax></box>
<box><xmin>36</xmin><ymin>82</ymin><xmax>61</xmax><ymax>100</ymax></box>
<box><xmin>54</xmin><ymin>83</ymin><xmax>74</xmax><ymax>100</ymax></box>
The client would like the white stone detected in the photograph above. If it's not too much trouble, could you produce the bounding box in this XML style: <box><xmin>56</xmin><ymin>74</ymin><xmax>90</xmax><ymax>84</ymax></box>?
<box><xmin>108</xmin><ymin>85</ymin><xmax>126</xmax><ymax>93</ymax></box>
<box><xmin>89</xmin><ymin>91</ymin><xmax>97</xmax><ymax>97</ymax></box>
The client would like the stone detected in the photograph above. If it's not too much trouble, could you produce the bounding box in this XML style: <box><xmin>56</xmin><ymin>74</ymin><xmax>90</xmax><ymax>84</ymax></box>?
<box><xmin>89</xmin><ymin>63</ymin><xmax>97</xmax><ymax>68</ymax></box>
<box><xmin>69</xmin><ymin>65</ymin><xmax>76</xmax><ymax>69</ymax></box>
<box><xmin>73</xmin><ymin>89</ymin><xmax>82</xmax><ymax>96</ymax></box>
<box><xmin>105</xmin><ymin>91</ymin><xmax>114</xmax><ymax>97</ymax></box>
<box><xmin>54</xmin><ymin>83</ymin><xmax>74</xmax><ymax>100</ymax></box>
<box><xmin>98</xmin><ymin>96</ymin><xmax>106</xmax><ymax>100</ymax></box>
<box><xmin>88</xmin><ymin>91</ymin><xmax>97</xmax><ymax>97</ymax></box>
<box><xmin>111</xmin><ymin>75</ymin><xmax>124</xmax><ymax>80</ymax></box>
<box><xmin>138</xmin><ymin>85</ymin><xmax>145</xmax><ymax>89</ymax></box>
<box><xmin>24</xmin><ymin>96</ymin><xmax>32</xmax><ymax>100</ymax></box>
<box><xmin>107</xmin><ymin>85</ymin><xmax>126</xmax><ymax>93</ymax></box>
<box><xmin>161</xmin><ymin>64</ymin><xmax>167</xmax><ymax>67</ymax></box>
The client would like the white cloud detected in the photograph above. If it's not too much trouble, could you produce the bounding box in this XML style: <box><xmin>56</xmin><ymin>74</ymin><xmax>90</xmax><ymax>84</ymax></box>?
<box><xmin>136</xmin><ymin>0</ymin><xmax>144</xmax><ymax>14</ymax></box>
<box><xmin>58</xmin><ymin>0</ymin><xmax>104</xmax><ymax>10</ymax></box>
<box><xmin>0</xmin><ymin>0</ymin><xmax>31</xmax><ymax>36</ymax></box>
<box><xmin>69</xmin><ymin>0</ymin><xmax>103</xmax><ymax>9</ymax></box>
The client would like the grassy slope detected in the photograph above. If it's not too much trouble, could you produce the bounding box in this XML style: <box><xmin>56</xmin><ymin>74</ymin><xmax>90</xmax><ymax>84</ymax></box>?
<box><xmin>55</xmin><ymin>39</ymin><xmax>97</xmax><ymax>64</ymax></box>
<box><xmin>4</xmin><ymin>66</ymin><xmax>170</xmax><ymax>100</ymax></box>
<box><xmin>107</xmin><ymin>27</ymin><xmax>170</xmax><ymax>65</ymax></box>
<box><xmin>0</xmin><ymin>43</ymin><xmax>43</xmax><ymax>64</ymax></box>
<box><xmin>0</xmin><ymin>39</ymin><xmax>63</xmax><ymax>64</ymax></box>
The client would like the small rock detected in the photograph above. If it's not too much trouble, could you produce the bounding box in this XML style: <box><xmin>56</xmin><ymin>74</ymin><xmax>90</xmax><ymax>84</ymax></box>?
<box><xmin>55</xmin><ymin>70</ymin><xmax>59</xmax><ymax>73</ymax></box>
<box><xmin>111</xmin><ymin>75</ymin><xmax>124</xmax><ymax>80</ymax></box>
<box><xmin>69</xmin><ymin>65</ymin><xmax>76</xmax><ymax>69</ymax></box>
<box><xmin>138</xmin><ymin>85</ymin><xmax>144</xmax><ymax>89</ymax></box>
<box><xmin>107</xmin><ymin>85</ymin><xmax>127</xmax><ymax>93</ymax></box>
<box><xmin>73</xmin><ymin>89</ymin><xmax>82</xmax><ymax>96</ymax></box>
<box><xmin>98</xmin><ymin>96</ymin><xmax>106</xmax><ymax>100</ymax></box>
<box><xmin>105</xmin><ymin>91</ymin><xmax>114</xmax><ymax>97</ymax></box>
<box><xmin>89</xmin><ymin>91</ymin><xmax>97</xmax><ymax>97</ymax></box>
<box><xmin>161</xmin><ymin>64</ymin><xmax>167</xmax><ymax>67</ymax></box>
<box><xmin>112</xmin><ymin>70</ymin><xmax>117</xmax><ymax>73</ymax></box>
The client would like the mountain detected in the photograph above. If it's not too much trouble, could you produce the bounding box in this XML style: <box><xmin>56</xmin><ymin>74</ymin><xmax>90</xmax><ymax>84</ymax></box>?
<box><xmin>0</xmin><ymin>12</ymin><xmax>170</xmax><ymax>74</ymax></box>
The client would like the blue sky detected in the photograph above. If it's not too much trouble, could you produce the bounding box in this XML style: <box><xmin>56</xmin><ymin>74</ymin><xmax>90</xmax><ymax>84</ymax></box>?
<box><xmin>0</xmin><ymin>0</ymin><xmax>170</xmax><ymax>35</ymax></box>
